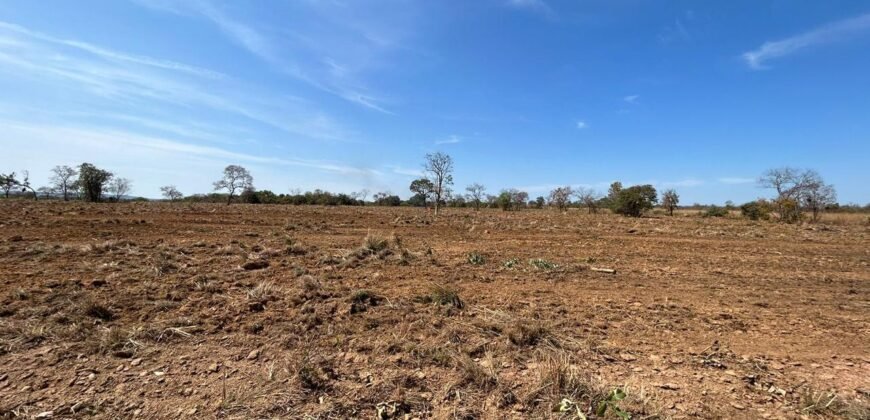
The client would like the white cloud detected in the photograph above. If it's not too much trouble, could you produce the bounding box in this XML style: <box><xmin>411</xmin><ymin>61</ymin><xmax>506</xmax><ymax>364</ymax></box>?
<box><xmin>435</xmin><ymin>135</ymin><xmax>462</xmax><ymax>145</ymax></box>
<box><xmin>623</xmin><ymin>95</ymin><xmax>640</xmax><ymax>104</ymax></box>
<box><xmin>576</xmin><ymin>120</ymin><xmax>588</xmax><ymax>129</ymax></box>
<box><xmin>717</xmin><ymin>177</ymin><xmax>755</xmax><ymax>185</ymax></box>
<box><xmin>743</xmin><ymin>13</ymin><xmax>870</xmax><ymax>70</ymax></box>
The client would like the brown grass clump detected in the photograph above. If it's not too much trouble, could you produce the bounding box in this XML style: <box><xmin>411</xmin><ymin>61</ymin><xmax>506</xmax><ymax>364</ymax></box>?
<box><xmin>507</xmin><ymin>321</ymin><xmax>550</xmax><ymax>347</ymax></box>
<box><xmin>425</xmin><ymin>284</ymin><xmax>463</xmax><ymax>309</ymax></box>
<box><xmin>82</xmin><ymin>300</ymin><xmax>115</xmax><ymax>321</ymax></box>
<box><xmin>455</xmin><ymin>353</ymin><xmax>498</xmax><ymax>390</ymax></box>
<box><xmin>363</xmin><ymin>231</ymin><xmax>389</xmax><ymax>253</ymax></box>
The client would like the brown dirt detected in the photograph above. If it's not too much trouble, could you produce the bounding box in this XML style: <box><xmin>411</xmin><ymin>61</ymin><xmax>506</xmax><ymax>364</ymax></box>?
<box><xmin>0</xmin><ymin>202</ymin><xmax>868</xmax><ymax>419</ymax></box>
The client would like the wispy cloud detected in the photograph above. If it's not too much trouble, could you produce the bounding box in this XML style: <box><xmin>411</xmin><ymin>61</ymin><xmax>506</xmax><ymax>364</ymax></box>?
<box><xmin>576</xmin><ymin>120</ymin><xmax>588</xmax><ymax>129</ymax></box>
<box><xmin>743</xmin><ymin>13</ymin><xmax>870</xmax><ymax>70</ymax></box>
<box><xmin>435</xmin><ymin>134</ymin><xmax>462</xmax><ymax>145</ymax></box>
<box><xmin>388</xmin><ymin>165</ymin><xmax>424</xmax><ymax>178</ymax></box>
<box><xmin>1</xmin><ymin>119</ymin><xmax>378</xmax><ymax>176</ymax></box>
<box><xmin>659</xmin><ymin>178</ymin><xmax>704</xmax><ymax>188</ymax></box>
<box><xmin>134</xmin><ymin>0</ymin><xmax>400</xmax><ymax>114</ymax></box>
<box><xmin>0</xmin><ymin>21</ymin><xmax>351</xmax><ymax>142</ymax></box>
<box><xmin>717</xmin><ymin>177</ymin><xmax>755</xmax><ymax>185</ymax></box>
<box><xmin>506</xmin><ymin>0</ymin><xmax>555</xmax><ymax>18</ymax></box>
<box><xmin>623</xmin><ymin>95</ymin><xmax>640</xmax><ymax>104</ymax></box>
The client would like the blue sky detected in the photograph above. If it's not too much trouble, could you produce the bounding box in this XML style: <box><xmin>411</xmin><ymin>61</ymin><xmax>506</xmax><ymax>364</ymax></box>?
<box><xmin>1</xmin><ymin>0</ymin><xmax>868</xmax><ymax>204</ymax></box>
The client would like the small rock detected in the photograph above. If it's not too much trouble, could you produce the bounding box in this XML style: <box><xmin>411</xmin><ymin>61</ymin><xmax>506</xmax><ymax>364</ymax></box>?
<box><xmin>131</xmin><ymin>358</ymin><xmax>143</xmax><ymax>366</ymax></box>
<box><xmin>730</xmin><ymin>402</ymin><xmax>745</xmax><ymax>410</ymax></box>
<box><xmin>620</xmin><ymin>353</ymin><xmax>637</xmax><ymax>362</ymax></box>
<box><xmin>34</xmin><ymin>411</ymin><xmax>53</xmax><ymax>419</ymax></box>
<box><xmin>186</xmin><ymin>408</ymin><xmax>197</xmax><ymax>415</ymax></box>
<box><xmin>657</xmin><ymin>383</ymin><xmax>680</xmax><ymax>390</ymax></box>
<box><xmin>247</xmin><ymin>349</ymin><xmax>260</xmax><ymax>360</ymax></box>
<box><xmin>208</xmin><ymin>363</ymin><xmax>220</xmax><ymax>373</ymax></box>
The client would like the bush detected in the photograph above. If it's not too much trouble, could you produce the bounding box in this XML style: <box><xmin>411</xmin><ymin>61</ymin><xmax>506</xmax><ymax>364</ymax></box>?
<box><xmin>703</xmin><ymin>206</ymin><xmax>729</xmax><ymax>218</ymax></box>
<box><xmin>467</xmin><ymin>252</ymin><xmax>485</xmax><ymax>265</ymax></box>
<box><xmin>611</xmin><ymin>185</ymin><xmax>657</xmax><ymax>217</ymax></box>
<box><xmin>740</xmin><ymin>200</ymin><xmax>770</xmax><ymax>220</ymax></box>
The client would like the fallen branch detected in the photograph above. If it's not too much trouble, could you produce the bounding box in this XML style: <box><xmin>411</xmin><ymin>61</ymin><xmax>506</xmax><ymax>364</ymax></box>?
<box><xmin>591</xmin><ymin>267</ymin><xmax>616</xmax><ymax>274</ymax></box>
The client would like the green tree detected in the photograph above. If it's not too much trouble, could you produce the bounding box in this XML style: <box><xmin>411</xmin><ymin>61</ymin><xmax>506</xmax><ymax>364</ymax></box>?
<box><xmin>612</xmin><ymin>184</ymin><xmax>657</xmax><ymax>217</ymax></box>
<box><xmin>409</xmin><ymin>178</ymin><xmax>435</xmax><ymax>207</ymax></box>
<box><xmin>661</xmin><ymin>189</ymin><xmax>679</xmax><ymax>216</ymax></box>
<box><xmin>77</xmin><ymin>163</ymin><xmax>113</xmax><ymax>202</ymax></box>
<box><xmin>0</xmin><ymin>172</ymin><xmax>19</xmax><ymax>198</ymax></box>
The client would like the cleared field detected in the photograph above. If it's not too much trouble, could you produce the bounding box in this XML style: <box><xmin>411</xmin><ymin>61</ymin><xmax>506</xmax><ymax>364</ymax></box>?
<box><xmin>1</xmin><ymin>202</ymin><xmax>868</xmax><ymax>419</ymax></box>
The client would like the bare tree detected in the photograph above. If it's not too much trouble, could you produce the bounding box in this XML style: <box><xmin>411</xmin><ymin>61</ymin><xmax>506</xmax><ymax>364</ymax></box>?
<box><xmin>352</xmin><ymin>189</ymin><xmax>370</xmax><ymax>204</ymax></box>
<box><xmin>661</xmin><ymin>189</ymin><xmax>679</xmax><ymax>216</ymax></box>
<box><xmin>213</xmin><ymin>165</ymin><xmax>253</xmax><ymax>205</ymax></box>
<box><xmin>107</xmin><ymin>177</ymin><xmax>132</xmax><ymax>201</ymax></box>
<box><xmin>759</xmin><ymin>167</ymin><xmax>836</xmax><ymax>223</ymax></box>
<box><xmin>422</xmin><ymin>152</ymin><xmax>454</xmax><ymax>216</ymax></box>
<box><xmin>160</xmin><ymin>185</ymin><xmax>183</xmax><ymax>201</ymax></box>
<box><xmin>465</xmin><ymin>183</ymin><xmax>486</xmax><ymax>211</ymax></box>
<box><xmin>0</xmin><ymin>172</ymin><xmax>18</xmax><ymax>198</ymax></box>
<box><xmin>50</xmin><ymin>165</ymin><xmax>78</xmax><ymax>201</ymax></box>
<box><xmin>19</xmin><ymin>171</ymin><xmax>38</xmax><ymax>200</ymax></box>
<box><xmin>799</xmin><ymin>173</ymin><xmax>836</xmax><ymax>222</ymax></box>
<box><xmin>574</xmin><ymin>187</ymin><xmax>601</xmax><ymax>214</ymax></box>
<box><xmin>548</xmin><ymin>186</ymin><xmax>573</xmax><ymax>211</ymax></box>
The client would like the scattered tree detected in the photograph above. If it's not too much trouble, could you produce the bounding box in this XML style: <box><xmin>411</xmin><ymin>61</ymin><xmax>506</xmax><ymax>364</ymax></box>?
<box><xmin>574</xmin><ymin>187</ymin><xmax>601</xmax><ymax>214</ymax></box>
<box><xmin>612</xmin><ymin>184</ymin><xmax>657</xmax><ymax>217</ymax></box>
<box><xmin>213</xmin><ymin>165</ymin><xmax>253</xmax><ymax>205</ymax></box>
<box><xmin>533</xmin><ymin>196</ymin><xmax>545</xmax><ymax>209</ymax></box>
<box><xmin>607</xmin><ymin>181</ymin><xmax>623</xmax><ymax>201</ymax></box>
<box><xmin>758</xmin><ymin>167</ymin><xmax>837</xmax><ymax>223</ymax></box>
<box><xmin>422</xmin><ymin>152</ymin><xmax>454</xmax><ymax>216</ymax></box>
<box><xmin>0</xmin><ymin>172</ymin><xmax>18</xmax><ymax>198</ymax></box>
<box><xmin>78</xmin><ymin>163</ymin><xmax>113</xmax><ymax>202</ymax></box>
<box><xmin>160</xmin><ymin>185</ymin><xmax>183</xmax><ymax>201</ymax></box>
<box><xmin>661</xmin><ymin>189</ymin><xmax>679</xmax><ymax>216</ymax></box>
<box><xmin>19</xmin><ymin>171</ymin><xmax>38</xmax><ymax>200</ymax></box>
<box><xmin>107</xmin><ymin>177</ymin><xmax>132</xmax><ymax>201</ymax></box>
<box><xmin>465</xmin><ymin>183</ymin><xmax>486</xmax><ymax>211</ymax></box>
<box><xmin>409</xmin><ymin>178</ymin><xmax>435</xmax><ymax>208</ymax></box>
<box><xmin>50</xmin><ymin>165</ymin><xmax>78</xmax><ymax>201</ymax></box>
<box><xmin>803</xmin><ymin>181</ymin><xmax>837</xmax><ymax>222</ymax></box>
<box><xmin>548</xmin><ymin>186</ymin><xmax>573</xmax><ymax>211</ymax></box>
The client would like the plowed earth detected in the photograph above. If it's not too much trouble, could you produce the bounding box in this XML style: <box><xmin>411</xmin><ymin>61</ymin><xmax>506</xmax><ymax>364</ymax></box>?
<box><xmin>0</xmin><ymin>202</ymin><xmax>868</xmax><ymax>419</ymax></box>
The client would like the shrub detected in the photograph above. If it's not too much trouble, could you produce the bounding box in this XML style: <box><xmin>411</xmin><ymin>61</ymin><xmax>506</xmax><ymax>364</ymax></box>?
<box><xmin>740</xmin><ymin>200</ymin><xmax>770</xmax><ymax>220</ymax></box>
<box><xmin>611</xmin><ymin>185</ymin><xmax>657</xmax><ymax>217</ymax></box>
<box><xmin>703</xmin><ymin>206</ymin><xmax>729</xmax><ymax>218</ymax></box>
<box><xmin>467</xmin><ymin>252</ymin><xmax>485</xmax><ymax>265</ymax></box>
<box><xmin>529</xmin><ymin>258</ymin><xmax>557</xmax><ymax>270</ymax></box>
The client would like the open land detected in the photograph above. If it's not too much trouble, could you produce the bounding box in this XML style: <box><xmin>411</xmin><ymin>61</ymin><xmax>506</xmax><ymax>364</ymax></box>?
<box><xmin>0</xmin><ymin>202</ymin><xmax>868</xmax><ymax>419</ymax></box>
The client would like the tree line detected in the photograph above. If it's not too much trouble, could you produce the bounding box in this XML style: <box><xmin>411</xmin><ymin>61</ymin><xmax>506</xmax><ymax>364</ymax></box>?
<box><xmin>0</xmin><ymin>157</ymin><xmax>856</xmax><ymax>223</ymax></box>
